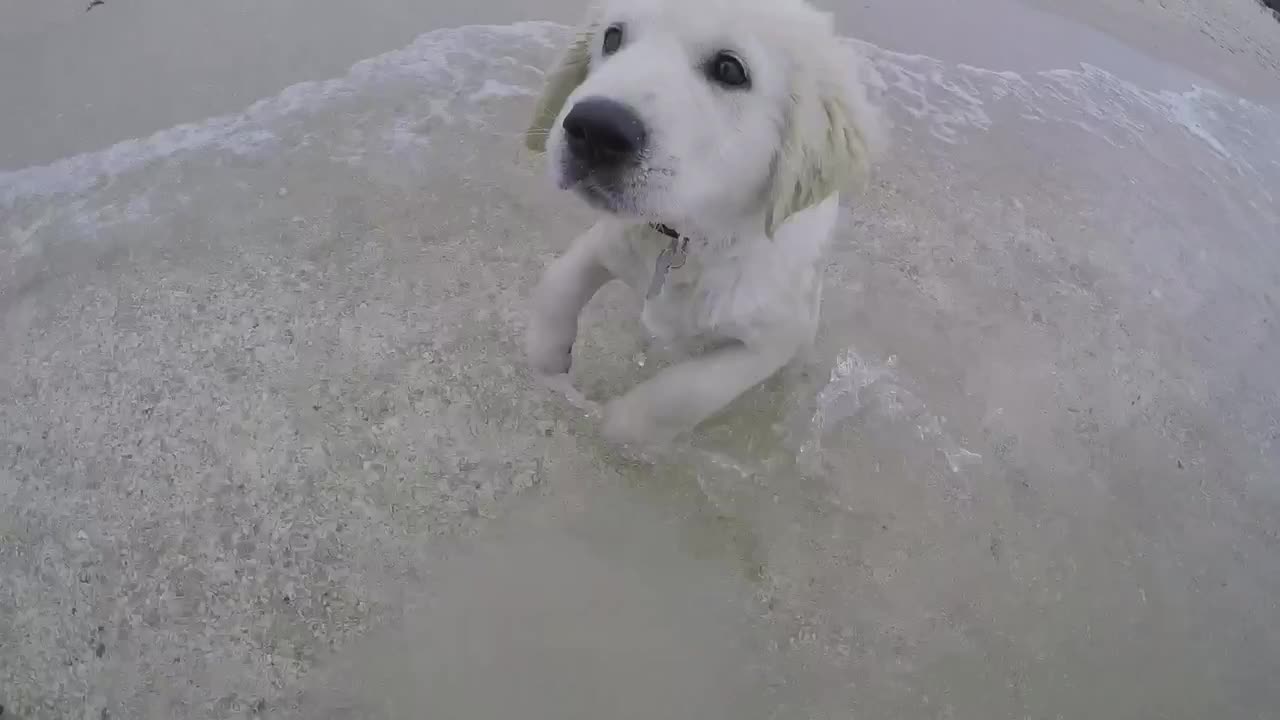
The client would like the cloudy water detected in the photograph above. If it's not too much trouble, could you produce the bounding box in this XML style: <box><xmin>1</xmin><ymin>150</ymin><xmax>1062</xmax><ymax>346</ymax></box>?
<box><xmin>2</xmin><ymin>14</ymin><xmax>1279</xmax><ymax>720</ymax></box>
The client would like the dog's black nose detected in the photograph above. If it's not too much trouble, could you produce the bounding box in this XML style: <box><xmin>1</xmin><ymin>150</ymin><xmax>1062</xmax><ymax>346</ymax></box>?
<box><xmin>562</xmin><ymin>97</ymin><xmax>647</xmax><ymax>168</ymax></box>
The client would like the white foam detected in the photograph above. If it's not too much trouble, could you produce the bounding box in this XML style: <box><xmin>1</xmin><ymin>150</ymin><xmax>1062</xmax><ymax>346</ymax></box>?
<box><xmin>4</xmin><ymin>21</ymin><xmax>1276</xmax><ymax>214</ymax></box>
<box><xmin>469</xmin><ymin>79</ymin><xmax>536</xmax><ymax>102</ymax></box>
<box><xmin>862</xmin><ymin>41</ymin><xmax>1278</xmax><ymax>190</ymax></box>
<box><xmin>805</xmin><ymin>346</ymin><xmax>982</xmax><ymax>481</ymax></box>
<box><xmin>0</xmin><ymin>21</ymin><xmax>563</xmax><ymax>209</ymax></box>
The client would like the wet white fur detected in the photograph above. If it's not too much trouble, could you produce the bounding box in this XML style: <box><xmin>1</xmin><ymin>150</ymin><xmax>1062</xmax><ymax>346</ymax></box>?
<box><xmin>525</xmin><ymin>0</ymin><xmax>882</xmax><ymax>446</ymax></box>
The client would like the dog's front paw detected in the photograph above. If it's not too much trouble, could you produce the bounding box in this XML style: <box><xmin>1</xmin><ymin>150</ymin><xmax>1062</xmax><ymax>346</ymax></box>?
<box><xmin>536</xmin><ymin>372</ymin><xmax>602</xmax><ymax>418</ymax></box>
<box><xmin>525</xmin><ymin>331</ymin><xmax>573</xmax><ymax>377</ymax></box>
<box><xmin>603</xmin><ymin>393</ymin><xmax>679</xmax><ymax>449</ymax></box>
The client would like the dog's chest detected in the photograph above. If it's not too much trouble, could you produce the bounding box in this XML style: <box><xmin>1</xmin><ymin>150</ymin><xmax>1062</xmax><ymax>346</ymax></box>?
<box><xmin>640</xmin><ymin>254</ymin><xmax>710</xmax><ymax>341</ymax></box>
<box><xmin>605</xmin><ymin>223</ymin><xmax>821</xmax><ymax>345</ymax></box>
<box><xmin>631</xmin><ymin>235</ymin><xmax>775</xmax><ymax>343</ymax></box>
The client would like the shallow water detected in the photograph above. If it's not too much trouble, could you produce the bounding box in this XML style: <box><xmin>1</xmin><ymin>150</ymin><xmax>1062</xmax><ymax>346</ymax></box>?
<box><xmin>2</xmin><ymin>15</ymin><xmax>1279</xmax><ymax>720</ymax></box>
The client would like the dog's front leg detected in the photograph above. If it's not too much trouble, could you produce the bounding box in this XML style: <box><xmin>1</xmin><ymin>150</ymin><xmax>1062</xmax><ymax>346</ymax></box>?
<box><xmin>526</xmin><ymin>222</ymin><xmax>614</xmax><ymax>377</ymax></box>
<box><xmin>604</xmin><ymin>341</ymin><xmax>794</xmax><ymax>446</ymax></box>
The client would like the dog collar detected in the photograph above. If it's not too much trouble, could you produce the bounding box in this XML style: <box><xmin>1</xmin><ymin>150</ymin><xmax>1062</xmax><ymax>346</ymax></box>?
<box><xmin>646</xmin><ymin>223</ymin><xmax>691</xmax><ymax>299</ymax></box>
<box><xmin>649</xmin><ymin>222</ymin><xmax>680</xmax><ymax>240</ymax></box>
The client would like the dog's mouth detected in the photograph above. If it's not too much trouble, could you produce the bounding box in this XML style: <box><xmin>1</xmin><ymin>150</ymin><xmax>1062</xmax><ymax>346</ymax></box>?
<box><xmin>575</xmin><ymin>182</ymin><xmax>620</xmax><ymax>210</ymax></box>
<box><xmin>558</xmin><ymin>159</ymin><xmax>638</xmax><ymax>215</ymax></box>
<box><xmin>557</xmin><ymin>154</ymin><xmax>676</xmax><ymax>217</ymax></box>
<box><xmin>575</xmin><ymin>181</ymin><xmax>633</xmax><ymax>214</ymax></box>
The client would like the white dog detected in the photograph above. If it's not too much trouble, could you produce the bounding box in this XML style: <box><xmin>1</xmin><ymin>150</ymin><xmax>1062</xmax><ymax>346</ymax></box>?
<box><xmin>524</xmin><ymin>0</ymin><xmax>881</xmax><ymax>446</ymax></box>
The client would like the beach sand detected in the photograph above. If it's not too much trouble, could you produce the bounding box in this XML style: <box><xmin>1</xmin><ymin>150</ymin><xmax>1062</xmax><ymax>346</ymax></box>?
<box><xmin>2</xmin><ymin>1</ymin><xmax>1278</xmax><ymax>718</ymax></box>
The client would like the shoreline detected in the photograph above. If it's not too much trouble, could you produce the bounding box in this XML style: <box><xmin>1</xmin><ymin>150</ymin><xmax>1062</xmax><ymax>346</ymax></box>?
<box><xmin>2</xmin><ymin>0</ymin><xmax>1278</xmax><ymax>170</ymax></box>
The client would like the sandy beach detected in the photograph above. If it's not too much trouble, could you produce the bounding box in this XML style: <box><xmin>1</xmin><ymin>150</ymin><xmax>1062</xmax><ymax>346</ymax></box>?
<box><xmin>2</xmin><ymin>0</ymin><xmax>1279</xmax><ymax>718</ymax></box>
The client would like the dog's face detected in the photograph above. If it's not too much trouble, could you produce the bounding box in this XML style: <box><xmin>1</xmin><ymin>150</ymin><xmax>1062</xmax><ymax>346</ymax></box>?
<box><xmin>527</xmin><ymin>0</ymin><xmax>878</xmax><ymax>234</ymax></box>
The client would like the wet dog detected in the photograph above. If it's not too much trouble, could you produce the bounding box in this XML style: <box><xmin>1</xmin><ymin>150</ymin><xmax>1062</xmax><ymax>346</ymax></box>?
<box><xmin>524</xmin><ymin>0</ymin><xmax>882</xmax><ymax>446</ymax></box>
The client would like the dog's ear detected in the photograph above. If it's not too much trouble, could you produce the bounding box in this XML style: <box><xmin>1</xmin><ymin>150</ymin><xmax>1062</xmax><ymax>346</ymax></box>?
<box><xmin>525</xmin><ymin>13</ymin><xmax>600</xmax><ymax>153</ymax></box>
<box><xmin>764</xmin><ymin>41</ymin><xmax>881</xmax><ymax>237</ymax></box>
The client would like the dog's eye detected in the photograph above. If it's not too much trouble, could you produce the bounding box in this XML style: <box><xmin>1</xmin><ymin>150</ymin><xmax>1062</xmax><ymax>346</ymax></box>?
<box><xmin>602</xmin><ymin>25</ymin><xmax>624</xmax><ymax>55</ymax></box>
<box><xmin>708</xmin><ymin>52</ymin><xmax>750</xmax><ymax>88</ymax></box>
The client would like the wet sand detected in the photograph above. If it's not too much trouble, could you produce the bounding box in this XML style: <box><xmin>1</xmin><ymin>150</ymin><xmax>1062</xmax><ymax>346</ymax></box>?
<box><xmin>2</xmin><ymin>1</ymin><xmax>1279</xmax><ymax>719</ymax></box>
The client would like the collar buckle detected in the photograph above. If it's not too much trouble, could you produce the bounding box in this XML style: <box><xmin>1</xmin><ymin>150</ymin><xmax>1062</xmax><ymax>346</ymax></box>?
<box><xmin>646</xmin><ymin>223</ymin><xmax>691</xmax><ymax>299</ymax></box>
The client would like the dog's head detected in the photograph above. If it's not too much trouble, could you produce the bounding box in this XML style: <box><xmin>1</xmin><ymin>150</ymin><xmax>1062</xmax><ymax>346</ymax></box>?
<box><xmin>526</xmin><ymin>0</ymin><xmax>881</xmax><ymax>235</ymax></box>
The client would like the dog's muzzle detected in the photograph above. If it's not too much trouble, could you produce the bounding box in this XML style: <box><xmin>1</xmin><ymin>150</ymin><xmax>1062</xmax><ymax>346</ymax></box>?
<box><xmin>561</xmin><ymin>97</ymin><xmax>647</xmax><ymax>183</ymax></box>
